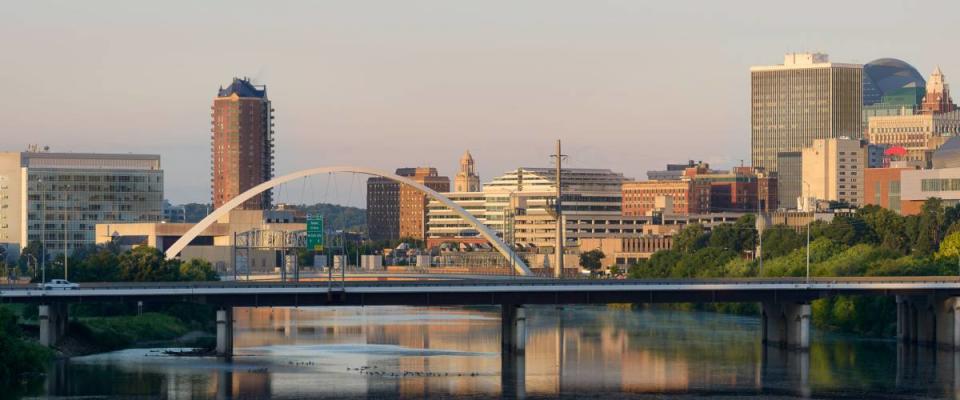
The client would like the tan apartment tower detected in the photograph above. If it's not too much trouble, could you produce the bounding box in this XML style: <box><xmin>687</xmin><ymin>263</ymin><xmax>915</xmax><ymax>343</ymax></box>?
<box><xmin>800</xmin><ymin>138</ymin><xmax>866</xmax><ymax>210</ymax></box>
<box><xmin>212</xmin><ymin>77</ymin><xmax>274</xmax><ymax>210</ymax></box>
<box><xmin>454</xmin><ymin>150</ymin><xmax>481</xmax><ymax>192</ymax></box>
<box><xmin>751</xmin><ymin>53</ymin><xmax>862</xmax><ymax>205</ymax></box>
<box><xmin>398</xmin><ymin>167</ymin><xmax>450</xmax><ymax>241</ymax></box>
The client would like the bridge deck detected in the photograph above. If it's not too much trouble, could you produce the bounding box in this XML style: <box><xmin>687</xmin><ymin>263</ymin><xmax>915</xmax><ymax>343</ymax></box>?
<box><xmin>4</xmin><ymin>277</ymin><xmax>960</xmax><ymax>306</ymax></box>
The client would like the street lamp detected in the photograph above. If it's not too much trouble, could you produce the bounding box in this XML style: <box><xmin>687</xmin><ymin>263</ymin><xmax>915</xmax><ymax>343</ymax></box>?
<box><xmin>802</xmin><ymin>180</ymin><xmax>813</xmax><ymax>284</ymax></box>
<box><xmin>63</xmin><ymin>184</ymin><xmax>70</xmax><ymax>280</ymax></box>
<box><xmin>38</xmin><ymin>177</ymin><xmax>45</xmax><ymax>279</ymax></box>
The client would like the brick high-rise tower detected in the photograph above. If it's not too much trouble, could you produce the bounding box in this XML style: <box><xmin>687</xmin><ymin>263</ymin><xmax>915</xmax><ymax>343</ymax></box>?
<box><xmin>212</xmin><ymin>78</ymin><xmax>274</xmax><ymax>210</ymax></box>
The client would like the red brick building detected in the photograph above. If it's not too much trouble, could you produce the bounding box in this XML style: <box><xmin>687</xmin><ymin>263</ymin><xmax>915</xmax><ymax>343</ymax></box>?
<box><xmin>622</xmin><ymin>179</ymin><xmax>711</xmax><ymax>216</ymax></box>
<box><xmin>211</xmin><ymin>78</ymin><xmax>274</xmax><ymax>210</ymax></box>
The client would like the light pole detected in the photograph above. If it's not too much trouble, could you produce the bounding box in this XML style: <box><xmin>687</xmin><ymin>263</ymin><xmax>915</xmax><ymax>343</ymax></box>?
<box><xmin>802</xmin><ymin>180</ymin><xmax>813</xmax><ymax>284</ymax></box>
<box><xmin>39</xmin><ymin>177</ymin><xmax>45</xmax><ymax>279</ymax></box>
<box><xmin>63</xmin><ymin>184</ymin><xmax>70</xmax><ymax>280</ymax></box>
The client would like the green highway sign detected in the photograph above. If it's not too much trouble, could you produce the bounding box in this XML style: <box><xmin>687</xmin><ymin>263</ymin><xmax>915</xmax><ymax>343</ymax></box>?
<box><xmin>307</xmin><ymin>215</ymin><xmax>324</xmax><ymax>251</ymax></box>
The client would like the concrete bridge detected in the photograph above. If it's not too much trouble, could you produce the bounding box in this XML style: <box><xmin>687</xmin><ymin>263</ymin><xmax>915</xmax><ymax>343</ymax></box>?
<box><xmin>4</xmin><ymin>277</ymin><xmax>960</xmax><ymax>358</ymax></box>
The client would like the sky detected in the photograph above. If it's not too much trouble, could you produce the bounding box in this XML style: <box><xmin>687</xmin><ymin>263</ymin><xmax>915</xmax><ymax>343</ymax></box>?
<box><xmin>2</xmin><ymin>0</ymin><xmax>957</xmax><ymax>206</ymax></box>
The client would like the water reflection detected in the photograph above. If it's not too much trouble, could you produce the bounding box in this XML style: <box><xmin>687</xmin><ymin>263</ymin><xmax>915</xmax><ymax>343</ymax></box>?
<box><xmin>35</xmin><ymin>305</ymin><xmax>960</xmax><ymax>399</ymax></box>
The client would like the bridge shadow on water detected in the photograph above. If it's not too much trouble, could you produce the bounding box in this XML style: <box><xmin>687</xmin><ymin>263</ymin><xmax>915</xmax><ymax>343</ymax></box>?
<box><xmin>32</xmin><ymin>305</ymin><xmax>960</xmax><ymax>399</ymax></box>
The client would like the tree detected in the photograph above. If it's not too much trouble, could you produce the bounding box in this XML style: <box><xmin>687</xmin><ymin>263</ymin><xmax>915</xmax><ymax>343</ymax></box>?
<box><xmin>859</xmin><ymin>205</ymin><xmax>909</xmax><ymax>254</ymax></box>
<box><xmin>673</xmin><ymin>224</ymin><xmax>709</xmax><ymax>253</ymax></box>
<box><xmin>914</xmin><ymin>198</ymin><xmax>946</xmax><ymax>255</ymax></box>
<box><xmin>708</xmin><ymin>223</ymin><xmax>739</xmax><ymax>252</ymax></box>
<box><xmin>179</xmin><ymin>259</ymin><xmax>219</xmax><ymax>281</ymax></box>
<box><xmin>761</xmin><ymin>225</ymin><xmax>804</xmax><ymax>259</ymax></box>
<box><xmin>72</xmin><ymin>249</ymin><xmax>120</xmax><ymax>282</ymax></box>
<box><xmin>673</xmin><ymin>247</ymin><xmax>737</xmax><ymax>278</ymax></box>
<box><xmin>579</xmin><ymin>250</ymin><xmax>604</xmax><ymax>273</ymax></box>
<box><xmin>119</xmin><ymin>246</ymin><xmax>180</xmax><ymax>282</ymax></box>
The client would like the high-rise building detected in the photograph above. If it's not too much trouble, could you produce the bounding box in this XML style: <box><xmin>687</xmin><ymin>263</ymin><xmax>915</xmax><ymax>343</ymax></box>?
<box><xmin>0</xmin><ymin>151</ymin><xmax>163</xmax><ymax>261</ymax></box>
<box><xmin>861</xmin><ymin>58</ymin><xmax>926</xmax><ymax>124</ymax></box>
<box><xmin>921</xmin><ymin>67</ymin><xmax>957</xmax><ymax>114</ymax></box>
<box><xmin>398</xmin><ymin>168</ymin><xmax>450</xmax><ymax>241</ymax></box>
<box><xmin>212</xmin><ymin>77</ymin><xmax>274</xmax><ymax>211</ymax></box>
<box><xmin>800</xmin><ymin>138</ymin><xmax>866</xmax><ymax>210</ymax></box>
<box><xmin>776</xmin><ymin>152</ymin><xmax>802</xmax><ymax>209</ymax></box>
<box><xmin>751</xmin><ymin>53</ymin><xmax>863</xmax><ymax>197</ymax></box>
<box><xmin>366</xmin><ymin>168</ymin><xmax>416</xmax><ymax>241</ymax></box>
<box><xmin>453</xmin><ymin>150</ymin><xmax>481</xmax><ymax>192</ymax></box>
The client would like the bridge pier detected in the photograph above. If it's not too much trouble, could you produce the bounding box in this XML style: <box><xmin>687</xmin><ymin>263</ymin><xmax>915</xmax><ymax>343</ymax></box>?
<box><xmin>761</xmin><ymin>301</ymin><xmax>810</xmax><ymax>350</ymax></box>
<box><xmin>897</xmin><ymin>295</ymin><xmax>960</xmax><ymax>349</ymax></box>
<box><xmin>39</xmin><ymin>304</ymin><xmax>68</xmax><ymax>348</ymax></box>
<box><xmin>501</xmin><ymin>305</ymin><xmax>526</xmax><ymax>355</ymax></box>
<box><xmin>216</xmin><ymin>308</ymin><xmax>234</xmax><ymax>359</ymax></box>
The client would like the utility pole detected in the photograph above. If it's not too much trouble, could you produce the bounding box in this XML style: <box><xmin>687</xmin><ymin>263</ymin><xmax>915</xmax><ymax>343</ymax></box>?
<box><xmin>550</xmin><ymin>140</ymin><xmax>566</xmax><ymax>279</ymax></box>
<box><xmin>63</xmin><ymin>185</ymin><xmax>69</xmax><ymax>280</ymax></box>
<box><xmin>757</xmin><ymin>186</ymin><xmax>763</xmax><ymax>274</ymax></box>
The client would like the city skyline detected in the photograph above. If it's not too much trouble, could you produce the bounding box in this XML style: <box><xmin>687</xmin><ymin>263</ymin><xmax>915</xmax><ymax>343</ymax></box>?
<box><xmin>3</xmin><ymin>1</ymin><xmax>959</xmax><ymax>205</ymax></box>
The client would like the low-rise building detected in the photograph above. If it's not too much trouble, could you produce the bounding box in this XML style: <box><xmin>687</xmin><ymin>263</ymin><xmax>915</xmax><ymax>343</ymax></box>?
<box><xmin>96</xmin><ymin>209</ymin><xmax>304</xmax><ymax>272</ymax></box>
<box><xmin>622</xmin><ymin>179</ymin><xmax>711</xmax><ymax>216</ymax></box>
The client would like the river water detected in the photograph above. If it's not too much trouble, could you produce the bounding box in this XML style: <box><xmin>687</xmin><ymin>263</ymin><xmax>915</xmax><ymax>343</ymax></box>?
<box><xmin>31</xmin><ymin>306</ymin><xmax>960</xmax><ymax>399</ymax></box>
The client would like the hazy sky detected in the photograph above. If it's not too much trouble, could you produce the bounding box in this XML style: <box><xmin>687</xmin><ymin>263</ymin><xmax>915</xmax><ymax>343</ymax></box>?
<box><xmin>2</xmin><ymin>0</ymin><xmax>957</xmax><ymax>205</ymax></box>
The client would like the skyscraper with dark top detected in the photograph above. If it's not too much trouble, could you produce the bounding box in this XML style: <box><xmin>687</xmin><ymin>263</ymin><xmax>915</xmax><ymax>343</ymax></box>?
<box><xmin>212</xmin><ymin>78</ymin><xmax>274</xmax><ymax>210</ymax></box>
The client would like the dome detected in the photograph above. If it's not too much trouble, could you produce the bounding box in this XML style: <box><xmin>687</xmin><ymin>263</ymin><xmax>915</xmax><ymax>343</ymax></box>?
<box><xmin>863</xmin><ymin>58</ymin><xmax>925</xmax><ymax>105</ymax></box>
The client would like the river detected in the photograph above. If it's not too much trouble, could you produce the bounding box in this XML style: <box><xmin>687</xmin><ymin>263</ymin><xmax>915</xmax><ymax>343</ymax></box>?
<box><xmin>29</xmin><ymin>305</ymin><xmax>960</xmax><ymax>399</ymax></box>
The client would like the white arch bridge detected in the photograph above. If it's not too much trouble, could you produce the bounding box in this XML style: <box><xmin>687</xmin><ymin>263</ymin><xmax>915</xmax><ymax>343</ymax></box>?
<box><xmin>163</xmin><ymin>166</ymin><xmax>532</xmax><ymax>276</ymax></box>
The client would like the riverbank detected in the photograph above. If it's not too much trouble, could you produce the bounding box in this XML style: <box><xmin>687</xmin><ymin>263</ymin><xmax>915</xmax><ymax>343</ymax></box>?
<box><xmin>59</xmin><ymin>313</ymin><xmax>214</xmax><ymax>357</ymax></box>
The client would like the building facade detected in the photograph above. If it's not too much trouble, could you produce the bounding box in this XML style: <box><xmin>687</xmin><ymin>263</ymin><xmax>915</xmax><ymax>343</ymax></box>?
<box><xmin>801</xmin><ymin>138</ymin><xmax>866</xmax><ymax>209</ymax></box>
<box><xmin>398</xmin><ymin>167</ymin><xmax>450</xmax><ymax>240</ymax></box>
<box><xmin>425</xmin><ymin>191</ymin><xmax>487</xmax><ymax>247</ymax></box>
<box><xmin>900</xmin><ymin>167</ymin><xmax>960</xmax><ymax>215</ymax></box>
<box><xmin>751</xmin><ymin>53</ymin><xmax>863</xmax><ymax>199</ymax></box>
<box><xmin>482</xmin><ymin>168</ymin><xmax>624</xmax><ymax>237</ymax></box>
<box><xmin>921</xmin><ymin>67</ymin><xmax>956</xmax><ymax>114</ymax></box>
<box><xmin>0</xmin><ymin>151</ymin><xmax>163</xmax><ymax>260</ymax></box>
<box><xmin>453</xmin><ymin>151</ymin><xmax>481</xmax><ymax>192</ymax></box>
<box><xmin>621</xmin><ymin>179</ymin><xmax>711</xmax><ymax>216</ymax></box>
<box><xmin>212</xmin><ymin>77</ymin><xmax>274</xmax><ymax>211</ymax></box>
<box><xmin>864</xmin><ymin>166</ymin><xmax>912</xmax><ymax>214</ymax></box>
<box><xmin>866</xmin><ymin>111</ymin><xmax>960</xmax><ymax>167</ymax></box>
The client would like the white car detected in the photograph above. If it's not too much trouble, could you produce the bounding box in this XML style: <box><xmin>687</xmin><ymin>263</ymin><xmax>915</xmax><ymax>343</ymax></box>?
<box><xmin>38</xmin><ymin>279</ymin><xmax>79</xmax><ymax>290</ymax></box>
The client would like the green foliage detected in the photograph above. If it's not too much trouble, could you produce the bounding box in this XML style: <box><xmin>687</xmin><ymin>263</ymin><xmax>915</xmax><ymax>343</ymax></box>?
<box><xmin>74</xmin><ymin>312</ymin><xmax>189</xmax><ymax>351</ymax></box>
<box><xmin>914</xmin><ymin>198</ymin><xmax>946</xmax><ymax>255</ymax></box>
<box><xmin>936</xmin><ymin>231</ymin><xmax>960</xmax><ymax>262</ymax></box>
<box><xmin>761</xmin><ymin>225</ymin><xmax>804</xmax><ymax>259</ymax></box>
<box><xmin>0</xmin><ymin>306</ymin><xmax>53</xmax><ymax>386</ymax></box>
<box><xmin>296</xmin><ymin>203</ymin><xmax>367</xmax><ymax>232</ymax></box>
<box><xmin>118</xmin><ymin>247</ymin><xmax>181</xmax><ymax>282</ymax></box>
<box><xmin>673</xmin><ymin>224</ymin><xmax>708</xmax><ymax>253</ymax></box>
<box><xmin>72</xmin><ymin>249</ymin><xmax>121</xmax><ymax>282</ymax></box>
<box><xmin>178</xmin><ymin>259</ymin><xmax>219</xmax><ymax>282</ymax></box>
<box><xmin>858</xmin><ymin>205</ymin><xmax>910</xmax><ymax>254</ymax></box>
<box><xmin>579</xmin><ymin>249</ymin><xmax>604</xmax><ymax>272</ymax></box>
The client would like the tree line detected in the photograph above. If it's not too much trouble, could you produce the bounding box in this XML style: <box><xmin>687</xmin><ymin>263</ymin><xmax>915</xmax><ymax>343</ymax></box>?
<box><xmin>12</xmin><ymin>242</ymin><xmax>218</xmax><ymax>283</ymax></box>
<box><xmin>628</xmin><ymin>198</ymin><xmax>960</xmax><ymax>336</ymax></box>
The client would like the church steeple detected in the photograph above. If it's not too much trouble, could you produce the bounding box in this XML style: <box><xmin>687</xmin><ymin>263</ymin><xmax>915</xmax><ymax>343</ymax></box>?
<box><xmin>454</xmin><ymin>150</ymin><xmax>481</xmax><ymax>192</ymax></box>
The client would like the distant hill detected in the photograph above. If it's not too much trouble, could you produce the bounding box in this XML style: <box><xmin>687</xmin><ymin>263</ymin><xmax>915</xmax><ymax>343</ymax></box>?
<box><xmin>297</xmin><ymin>203</ymin><xmax>366</xmax><ymax>232</ymax></box>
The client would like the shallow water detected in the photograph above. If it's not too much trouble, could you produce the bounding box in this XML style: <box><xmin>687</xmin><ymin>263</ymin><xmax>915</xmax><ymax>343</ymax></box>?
<box><xmin>31</xmin><ymin>306</ymin><xmax>960</xmax><ymax>399</ymax></box>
